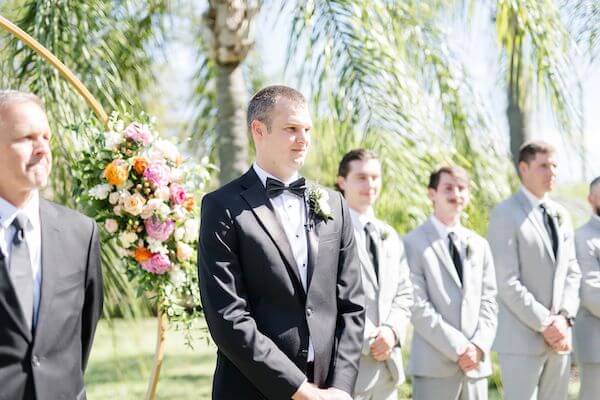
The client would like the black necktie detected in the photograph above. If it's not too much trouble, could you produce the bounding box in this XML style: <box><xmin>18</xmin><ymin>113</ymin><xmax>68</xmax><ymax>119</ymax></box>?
<box><xmin>448</xmin><ymin>232</ymin><xmax>463</xmax><ymax>284</ymax></box>
<box><xmin>539</xmin><ymin>203</ymin><xmax>558</xmax><ymax>258</ymax></box>
<box><xmin>266</xmin><ymin>177</ymin><xmax>306</xmax><ymax>198</ymax></box>
<box><xmin>364</xmin><ymin>222</ymin><xmax>379</xmax><ymax>280</ymax></box>
<box><xmin>10</xmin><ymin>214</ymin><xmax>34</xmax><ymax>330</ymax></box>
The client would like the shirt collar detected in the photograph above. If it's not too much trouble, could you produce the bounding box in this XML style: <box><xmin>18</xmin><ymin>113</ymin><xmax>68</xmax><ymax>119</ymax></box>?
<box><xmin>521</xmin><ymin>185</ymin><xmax>547</xmax><ymax>208</ymax></box>
<box><xmin>349</xmin><ymin>207</ymin><xmax>376</xmax><ymax>230</ymax></box>
<box><xmin>593</xmin><ymin>214</ymin><xmax>600</xmax><ymax>224</ymax></box>
<box><xmin>0</xmin><ymin>191</ymin><xmax>40</xmax><ymax>231</ymax></box>
<box><xmin>430</xmin><ymin>214</ymin><xmax>463</xmax><ymax>240</ymax></box>
<box><xmin>253</xmin><ymin>162</ymin><xmax>299</xmax><ymax>188</ymax></box>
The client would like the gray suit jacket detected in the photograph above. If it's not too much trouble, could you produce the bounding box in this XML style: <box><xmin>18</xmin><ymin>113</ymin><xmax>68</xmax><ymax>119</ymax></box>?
<box><xmin>488</xmin><ymin>189</ymin><xmax>581</xmax><ymax>355</ymax></box>
<box><xmin>0</xmin><ymin>199</ymin><xmax>103</xmax><ymax>400</ymax></box>
<box><xmin>404</xmin><ymin>219</ymin><xmax>497</xmax><ymax>379</ymax></box>
<box><xmin>352</xmin><ymin>217</ymin><xmax>412</xmax><ymax>393</ymax></box>
<box><xmin>574</xmin><ymin>217</ymin><xmax>600</xmax><ymax>364</ymax></box>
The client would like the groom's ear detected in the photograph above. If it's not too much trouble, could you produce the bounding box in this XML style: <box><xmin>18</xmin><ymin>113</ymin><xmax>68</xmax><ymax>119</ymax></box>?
<box><xmin>336</xmin><ymin>176</ymin><xmax>346</xmax><ymax>192</ymax></box>
<box><xmin>251</xmin><ymin>119</ymin><xmax>267</xmax><ymax>138</ymax></box>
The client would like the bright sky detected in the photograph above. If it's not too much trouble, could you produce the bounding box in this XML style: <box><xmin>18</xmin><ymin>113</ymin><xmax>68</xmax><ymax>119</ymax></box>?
<box><xmin>161</xmin><ymin>2</ymin><xmax>600</xmax><ymax>184</ymax></box>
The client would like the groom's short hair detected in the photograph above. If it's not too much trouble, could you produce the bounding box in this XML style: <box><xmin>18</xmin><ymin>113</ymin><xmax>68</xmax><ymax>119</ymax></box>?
<box><xmin>518</xmin><ymin>140</ymin><xmax>556</xmax><ymax>165</ymax></box>
<box><xmin>247</xmin><ymin>85</ymin><xmax>306</xmax><ymax>131</ymax></box>
<box><xmin>0</xmin><ymin>90</ymin><xmax>43</xmax><ymax>110</ymax></box>
<box><xmin>336</xmin><ymin>148</ymin><xmax>380</xmax><ymax>194</ymax></box>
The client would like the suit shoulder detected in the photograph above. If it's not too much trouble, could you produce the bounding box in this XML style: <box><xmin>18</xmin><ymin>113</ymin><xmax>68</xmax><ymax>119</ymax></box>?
<box><xmin>43</xmin><ymin>199</ymin><xmax>94</xmax><ymax>226</ymax></box>
<box><xmin>403</xmin><ymin>222</ymin><xmax>427</xmax><ymax>247</ymax></box>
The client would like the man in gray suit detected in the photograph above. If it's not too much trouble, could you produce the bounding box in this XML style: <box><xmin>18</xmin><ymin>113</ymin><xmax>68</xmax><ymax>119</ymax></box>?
<box><xmin>573</xmin><ymin>176</ymin><xmax>600</xmax><ymax>400</ymax></box>
<box><xmin>488</xmin><ymin>140</ymin><xmax>580</xmax><ymax>400</ymax></box>
<box><xmin>0</xmin><ymin>90</ymin><xmax>103</xmax><ymax>399</ymax></box>
<box><xmin>336</xmin><ymin>149</ymin><xmax>412</xmax><ymax>400</ymax></box>
<box><xmin>404</xmin><ymin>166</ymin><xmax>498</xmax><ymax>400</ymax></box>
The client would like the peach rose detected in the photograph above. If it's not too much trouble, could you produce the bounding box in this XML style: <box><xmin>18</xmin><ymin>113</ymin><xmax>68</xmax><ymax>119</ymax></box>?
<box><xmin>134</xmin><ymin>247</ymin><xmax>153</xmax><ymax>263</ymax></box>
<box><xmin>133</xmin><ymin>156</ymin><xmax>149</xmax><ymax>175</ymax></box>
<box><xmin>104</xmin><ymin>160</ymin><xmax>129</xmax><ymax>186</ymax></box>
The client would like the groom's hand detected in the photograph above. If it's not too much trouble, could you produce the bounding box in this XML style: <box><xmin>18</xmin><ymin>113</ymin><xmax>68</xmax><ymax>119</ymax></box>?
<box><xmin>292</xmin><ymin>382</ymin><xmax>352</xmax><ymax>400</ymax></box>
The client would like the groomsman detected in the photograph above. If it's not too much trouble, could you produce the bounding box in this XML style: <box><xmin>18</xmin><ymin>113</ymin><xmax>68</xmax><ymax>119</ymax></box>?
<box><xmin>198</xmin><ymin>85</ymin><xmax>365</xmax><ymax>400</ymax></box>
<box><xmin>574</xmin><ymin>176</ymin><xmax>600</xmax><ymax>400</ymax></box>
<box><xmin>404</xmin><ymin>166</ymin><xmax>498</xmax><ymax>400</ymax></box>
<box><xmin>336</xmin><ymin>149</ymin><xmax>412</xmax><ymax>400</ymax></box>
<box><xmin>488</xmin><ymin>140</ymin><xmax>580</xmax><ymax>400</ymax></box>
<box><xmin>0</xmin><ymin>90</ymin><xmax>103</xmax><ymax>399</ymax></box>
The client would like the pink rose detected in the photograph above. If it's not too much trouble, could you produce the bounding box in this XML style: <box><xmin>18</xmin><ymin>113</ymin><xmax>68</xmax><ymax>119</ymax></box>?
<box><xmin>140</xmin><ymin>253</ymin><xmax>171</xmax><ymax>274</ymax></box>
<box><xmin>144</xmin><ymin>216</ymin><xmax>175</xmax><ymax>241</ymax></box>
<box><xmin>170</xmin><ymin>184</ymin><xmax>187</xmax><ymax>205</ymax></box>
<box><xmin>143</xmin><ymin>162</ymin><xmax>170</xmax><ymax>187</ymax></box>
<box><xmin>124</xmin><ymin>122</ymin><xmax>151</xmax><ymax>145</ymax></box>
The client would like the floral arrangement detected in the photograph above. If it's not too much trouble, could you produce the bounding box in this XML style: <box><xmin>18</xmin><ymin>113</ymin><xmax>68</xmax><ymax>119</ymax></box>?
<box><xmin>76</xmin><ymin>112</ymin><xmax>212</xmax><ymax>340</ymax></box>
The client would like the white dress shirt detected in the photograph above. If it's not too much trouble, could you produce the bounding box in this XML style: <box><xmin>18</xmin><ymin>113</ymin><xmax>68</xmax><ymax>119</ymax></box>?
<box><xmin>253</xmin><ymin>163</ymin><xmax>314</xmax><ymax>362</ymax></box>
<box><xmin>430</xmin><ymin>215</ymin><xmax>468</xmax><ymax>261</ymax></box>
<box><xmin>349</xmin><ymin>208</ymin><xmax>376</xmax><ymax>245</ymax></box>
<box><xmin>0</xmin><ymin>192</ymin><xmax>42</xmax><ymax>327</ymax></box>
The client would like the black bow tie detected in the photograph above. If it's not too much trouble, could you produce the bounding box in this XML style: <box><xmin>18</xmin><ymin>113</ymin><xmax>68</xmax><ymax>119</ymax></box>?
<box><xmin>266</xmin><ymin>177</ymin><xmax>306</xmax><ymax>198</ymax></box>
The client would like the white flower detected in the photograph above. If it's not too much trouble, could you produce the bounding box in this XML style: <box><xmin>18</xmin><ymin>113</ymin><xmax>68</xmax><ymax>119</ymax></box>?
<box><xmin>169</xmin><ymin>268</ymin><xmax>187</xmax><ymax>288</ymax></box>
<box><xmin>141</xmin><ymin>199</ymin><xmax>164</xmax><ymax>219</ymax></box>
<box><xmin>319</xmin><ymin>200</ymin><xmax>332</xmax><ymax>216</ymax></box>
<box><xmin>173</xmin><ymin>206</ymin><xmax>186</xmax><ymax>221</ymax></box>
<box><xmin>170</xmin><ymin>168</ymin><xmax>185</xmax><ymax>183</ymax></box>
<box><xmin>119</xmin><ymin>190</ymin><xmax>132</xmax><ymax>202</ymax></box>
<box><xmin>104</xmin><ymin>219</ymin><xmax>119</xmax><ymax>234</ymax></box>
<box><xmin>176</xmin><ymin>242</ymin><xmax>193</xmax><ymax>261</ymax></box>
<box><xmin>108</xmin><ymin>191</ymin><xmax>120</xmax><ymax>205</ymax></box>
<box><xmin>153</xmin><ymin>139</ymin><xmax>179</xmax><ymax>162</ymax></box>
<box><xmin>89</xmin><ymin>184</ymin><xmax>111</xmax><ymax>200</ymax></box>
<box><xmin>174</xmin><ymin>227</ymin><xmax>185</xmax><ymax>241</ymax></box>
<box><xmin>122</xmin><ymin>193</ymin><xmax>146</xmax><ymax>216</ymax></box>
<box><xmin>104</xmin><ymin>131</ymin><xmax>123</xmax><ymax>149</ymax></box>
<box><xmin>147</xmin><ymin>237</ymin><xmax>169</xmax><ymax>254</ymax></box>
<box><xmin>157</xmin><ymin>202</ymin><xmax>171</xmax><ymax>219</ymax></box>
<box><xmin>113</xmin><ymin>205</ymin><xmax>123</xmax><ymax>216</ymax></box>
<box><xmin>119</xmin><ymin>231</ymin><xmax>138</xmax><ymax>248</ymax></box>
<box><xmin>155</xmin><ymin>186</ymin><xmax>171</xmax><ymax>202</ymax></box>
<box><xmin>184</xmin><ymin>219</ymin><xmax>199</xmax><ymax>243</ymax></box>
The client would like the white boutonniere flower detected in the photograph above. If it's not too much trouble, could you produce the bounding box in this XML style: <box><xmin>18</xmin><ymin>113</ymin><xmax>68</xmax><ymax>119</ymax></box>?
<box><xmin>307</xmin><ymin>186</ymin><xmax>333</xmax><ymax>222</ymax></box>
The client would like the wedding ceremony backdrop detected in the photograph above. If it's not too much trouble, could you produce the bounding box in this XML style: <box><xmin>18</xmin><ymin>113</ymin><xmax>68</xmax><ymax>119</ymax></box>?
<box><xmin>1</xmin><ymin>1</ymin><xmax>599</xmax><ymax>399</ymax></box>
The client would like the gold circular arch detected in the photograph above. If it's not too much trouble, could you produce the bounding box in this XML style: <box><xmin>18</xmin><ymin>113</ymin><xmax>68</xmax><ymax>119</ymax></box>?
<box><xmin>0</xmin><ymin>14</ymin><xmax>167</xmax><ymax>400</ymax></box>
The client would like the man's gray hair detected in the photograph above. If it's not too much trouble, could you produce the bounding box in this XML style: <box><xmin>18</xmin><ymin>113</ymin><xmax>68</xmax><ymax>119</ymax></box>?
<box><xmin>247</xmin><ymin>85</ymin><xmax>306</xmax><ymax>130</ymax></box>
<box><xmin>0</xmin><ymin>90</ymin><xmax>43</xmax><ymax>109</ymax></box>
<box><xmin>590</xmin><ymin>176</ymin><xmax>600</xmax><ymax>194</ymax></box>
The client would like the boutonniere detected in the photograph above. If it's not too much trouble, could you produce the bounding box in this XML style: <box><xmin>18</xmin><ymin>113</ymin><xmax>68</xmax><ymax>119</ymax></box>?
<box><xmin>553</xmin><ymin>211</ymin><xmax>563</xmax><ymax>227</ymax></box>
<box><xmin>307</xmin><ymin>186</ymin><xmax>334</xmax><ymax>222</ymax></box>
<box><xmin>380</xmin><ymin>230</ymin><xmax>390</xmax><ymax>241</ymax></box>
<box><xmin>465</xmin><ymin>237</ymin><xmax>474</xmax><ymax>260</ymax></box>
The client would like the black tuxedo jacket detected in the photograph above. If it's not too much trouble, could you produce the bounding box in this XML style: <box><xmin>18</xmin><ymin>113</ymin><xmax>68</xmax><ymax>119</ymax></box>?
<box><xmin>0</xmin><ymin>199</ymin><xmax>103</xmax><ymax>400</ymax></box>
<box><xmin>198</xmin><ymin>168</ymin><xmax>365</xmax><ymax>399</ymax></box>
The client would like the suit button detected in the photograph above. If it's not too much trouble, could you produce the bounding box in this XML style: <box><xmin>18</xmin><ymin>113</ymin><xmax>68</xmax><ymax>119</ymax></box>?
<box><xmin>32</xmin><ymin>355</ymin><xmax>40</xmax><ymax>367</ymax></box>
<box><xmin>299</xmin><ymin>349</ymin><xmax>308</xmax><ymax>357</ymax></box>
<box><xmin>306</xmin><ymin>307</ymin><xmax>312</xmax><ymax>317</ymax></box>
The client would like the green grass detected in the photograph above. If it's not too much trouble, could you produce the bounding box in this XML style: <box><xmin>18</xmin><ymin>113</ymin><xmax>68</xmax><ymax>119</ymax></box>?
<box><xmin>86</xmin><ymin>318</ymin><xmax>580</xmax><ymax>399</ymax></box>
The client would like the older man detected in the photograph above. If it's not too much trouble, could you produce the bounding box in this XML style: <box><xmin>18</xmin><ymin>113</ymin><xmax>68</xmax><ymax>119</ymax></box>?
<box><xmin>0</xmin><ymin>90</ymin><xmax>103</xmax><ymax>400</ymax></box>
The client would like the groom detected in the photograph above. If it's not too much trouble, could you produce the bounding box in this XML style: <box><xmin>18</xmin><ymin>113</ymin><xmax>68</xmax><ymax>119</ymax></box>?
<box><xmin>198</xmin><ymin>85</ymin><xmax>365</xmax><ymax>399</ymax></box>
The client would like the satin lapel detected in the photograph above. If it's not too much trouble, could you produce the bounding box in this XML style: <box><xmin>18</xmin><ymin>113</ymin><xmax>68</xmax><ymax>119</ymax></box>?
<box><xmin>425</xmin><ymin>220</ymin><xmax>462</xmax><ymax>288</ymax></box>
<box><xmin>240</xmin><ymin>172</ymin><xmax>304</xmax><ymax>292</ymax></box>
<box><xmin>0</xmin><ymin>252</ymin><xmax>32</xmax><ymax>342</ymax></box>
<box><xmin>305</xmin><ymin>206</ymin><xmax>319</xmax><ymax>291</ymax></box>
<box><xmin>516</xmin><ymin>191</ymin><xmax>556</xmax><ymax>263</ymax></box>
<box><xmin>34</xmin><ymin>200</ymin><xmax>60</xmax><ymax>339</ymax></box>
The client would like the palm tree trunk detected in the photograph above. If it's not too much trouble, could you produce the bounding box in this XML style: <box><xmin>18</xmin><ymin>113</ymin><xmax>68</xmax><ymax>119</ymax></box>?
<box><xmin>216</xmin><ymin>62</ymin><xmax>249</xmax><ymax>185</ymax></box>
<box><xmin>507</xmin><ymin>87</ymin><xmax>529</xmax><ymax>167</ymax></box>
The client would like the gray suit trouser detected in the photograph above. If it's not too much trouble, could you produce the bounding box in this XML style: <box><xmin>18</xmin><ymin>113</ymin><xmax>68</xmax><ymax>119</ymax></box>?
<box><xmin>412</xmin><ymin>371</ymin><xmax>488</xmax><ymax>400</ymax></box>
<box><xmin>498</xmin><ymin>352</ymin><xmax>570</xmax><ymax>400</ymax></box>
<box><xmin>579</xmin><ymin>363</ymin><xmax>600</xmax><ymax>400</ymax></box>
